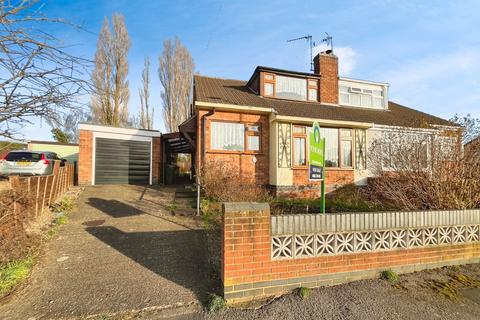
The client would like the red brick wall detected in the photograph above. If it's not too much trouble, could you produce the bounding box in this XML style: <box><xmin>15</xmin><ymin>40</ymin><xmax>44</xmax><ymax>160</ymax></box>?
<box><xmin>78</xmin><ymin>129</ymin><xmax>93</xmax><ymax>186</ymax></box>
<box><xmin>152</xmin><ymin>137</ymin><xmax>161</xmax><ymax>184</ymax></box>
<box><xmin>197</xmin><ymin>110</ymin><xmax>269</xmax><ymax>185</ymax></box>
<box><xmin>276</xmin><ymin>169</ymin><xmax>354</xmax><ymax>198</ymax></box>
<box><xmin>222</xmin><ymin>205</ymin><xmax>480</xmax><ymax>303</ymax></box>
<box><xmin>314</xmin><ymin>53</ymin><xmax>339</xmax><ymax>105</ymax></box>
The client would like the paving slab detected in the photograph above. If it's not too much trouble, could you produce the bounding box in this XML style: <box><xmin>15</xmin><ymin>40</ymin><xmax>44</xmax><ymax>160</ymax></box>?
<box><xmin>0</xmin><ymin>185</ymin><xmax>211</xmax><ymax>320</ymax></box>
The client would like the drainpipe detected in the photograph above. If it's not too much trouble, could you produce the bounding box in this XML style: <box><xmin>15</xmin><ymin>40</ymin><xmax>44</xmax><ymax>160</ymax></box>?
<box><xmin>197</xmin><ymin>108</ymin><xmax>215</xmax><ymax>216</ymax></box>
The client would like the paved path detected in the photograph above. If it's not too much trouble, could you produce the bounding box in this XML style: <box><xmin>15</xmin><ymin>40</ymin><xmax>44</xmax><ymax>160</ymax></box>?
<box><xmin>0</xmin><ymin>185</ymin><xmax>211</xmax><ymax>320</ymax></box>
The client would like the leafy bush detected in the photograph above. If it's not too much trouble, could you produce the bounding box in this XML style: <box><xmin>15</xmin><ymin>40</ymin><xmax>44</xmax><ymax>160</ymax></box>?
<box><xmin>207</xmin><ymin>293</ymin><xmax>226</xmax><ymax>312</ymax></box>
<box><xmin>380</xmin><ymin>269</ymin><xmax>399</xmax><ymax>284</ymax></box>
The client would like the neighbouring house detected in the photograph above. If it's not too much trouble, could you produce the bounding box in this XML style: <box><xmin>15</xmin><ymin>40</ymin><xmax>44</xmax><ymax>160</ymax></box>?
<box><xmin>27</xmin><ymin>140</ymin><xmax>79</xmax><ymax>163</ymax></box>
<box><xmin>180</xmin><ymin>50</ymin><xmax>458</xmax><ymax>198</ymax></box>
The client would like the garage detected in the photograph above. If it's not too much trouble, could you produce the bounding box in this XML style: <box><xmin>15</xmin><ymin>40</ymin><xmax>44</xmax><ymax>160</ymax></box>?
<box><xmin>94</xmin><ymin>138</ymin><xmax>151</xmax><ymax>184</ymax></box>
<box><xmin>78</xmin><ymin>124</ymin><xmax>161</xmax><ymax>186</ymax></box>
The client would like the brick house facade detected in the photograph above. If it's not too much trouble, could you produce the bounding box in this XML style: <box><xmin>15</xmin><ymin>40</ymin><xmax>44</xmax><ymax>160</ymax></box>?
<box><xmin>189</xmin><ymin>50</ymin><xmax>457</xmax><ymax>198</ymax></box>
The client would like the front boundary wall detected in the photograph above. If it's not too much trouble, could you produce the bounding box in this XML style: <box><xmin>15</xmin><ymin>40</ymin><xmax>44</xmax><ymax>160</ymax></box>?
<box><xmin>222</xmin><ymin>203</ymin><xmax>480</xmax><ymax>303</ymax></box>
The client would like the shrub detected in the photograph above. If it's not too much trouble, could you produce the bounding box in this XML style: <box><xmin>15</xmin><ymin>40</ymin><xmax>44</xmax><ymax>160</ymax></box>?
<box><xmin>198</xmin><ymin>159</ymin><xmax>271</xmax><ymax>203</ymax></box>
<box><xmin>207</xmin><ymin>293</ymin><xmax>226</xmax><ymax>312</ymax></box>
<box><xmin>380</xmin><ymin>269</ymin><xmax>399</xmax><ymax>284</ymax></box>
<box><xmin>368</xmin><ymin>126</ymin><xmax>480</xmax><ymax>210</ymax></box>
<box><xmin>296</xmin><ymin>287</ymin><xmax>311</xmax><ymax>300</ymax></box>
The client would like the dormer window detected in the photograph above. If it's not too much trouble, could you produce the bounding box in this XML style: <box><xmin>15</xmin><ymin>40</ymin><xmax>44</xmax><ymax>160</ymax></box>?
<box><xmin>339</xmin><ymin>80</ymin><xmax>387</xmax><ymax>109</ymax></box>
<box><xmin>276</xmin><ymin>75</ymin><xmax>307</xmax><ymax>100</ymax></box>
<box><xmin>261</xmin><ymin>72</ymin><xmax>319</xmax><ymax>102</ymax></box>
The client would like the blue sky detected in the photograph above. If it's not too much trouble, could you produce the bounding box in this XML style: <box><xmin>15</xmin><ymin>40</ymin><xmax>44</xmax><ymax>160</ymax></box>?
<box><xmin>23</xmin><ymin>0</ymin><xmax>480</xmax><ymax>140</ymax></box>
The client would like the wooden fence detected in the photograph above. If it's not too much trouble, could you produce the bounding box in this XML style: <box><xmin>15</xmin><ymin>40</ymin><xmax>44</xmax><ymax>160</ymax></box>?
<box><xmin>1</xmin><ymin>162</ymin><xmax>75</xmax><ymax>261</ymax></box>
<box><xmin>8</xmin><ymin>161</ymin><xmax>75</xmax><ymax>216</ymax></box>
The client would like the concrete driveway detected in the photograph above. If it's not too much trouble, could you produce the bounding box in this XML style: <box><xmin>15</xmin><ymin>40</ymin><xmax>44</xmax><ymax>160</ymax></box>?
<box><xmin>0</xmin><ymin>185</ymin><xmax>211</xmax><ymax>319</ymax></box>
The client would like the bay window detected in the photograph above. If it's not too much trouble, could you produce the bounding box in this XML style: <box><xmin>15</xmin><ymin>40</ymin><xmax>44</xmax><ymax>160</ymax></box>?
<box><xmin>210</xmin><ymin>121</ymin><xmax>261</xmax><ymax>152</ymax></box>
<box><xmin>290</xmin><ymin>126</ymin><xmax>358</xmax><ymax>169</ymax></box>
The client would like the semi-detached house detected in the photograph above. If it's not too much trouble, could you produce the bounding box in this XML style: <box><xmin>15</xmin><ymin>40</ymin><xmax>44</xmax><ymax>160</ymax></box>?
<box><xmin>78</xmin><ymin>50</ymin><xmax>457</xmax><ymax>196</ymax></box>
<box><xmin>181</xmin><ymin>50</ymin><xmax>456</xmax><ymax>198</ymax></box>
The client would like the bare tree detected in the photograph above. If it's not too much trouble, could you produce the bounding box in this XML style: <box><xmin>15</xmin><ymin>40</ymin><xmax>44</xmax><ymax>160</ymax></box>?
<box><xmin>368</xmin><ymin>126</ymin><xmax>480</xmax><ymax>210</ymax></box>
<box><xmin>47</xmin><ymin>108</ymin><xmax>89</xmax><ymax>143</ymax></box>
<box><xmin>0</xmin><ymin>0</ymin><xmax>90</xmax><ymax>139</ymax></box>
<box><xmin>158</xmin><ymin>37</ymin><xmax>194</xmax><ymax>132</ymax></box>
<box><xmin>450</xmin><ymin>113</ymin><xmax>480</xmax><ymax>144</ymax></box>
<box><xmin>139</xmin><ymin>57</ymin><xmax>153</xmax><ymax>130</ymax></box>
<box><xmin>90</xmin><ymin>13</ymin><xmax>130</xmax><ymax>127</ymax></box>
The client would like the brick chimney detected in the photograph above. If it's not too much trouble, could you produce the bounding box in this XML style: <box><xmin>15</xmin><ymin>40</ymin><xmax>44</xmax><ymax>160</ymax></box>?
<box><xmin>313</xmin><ymin>51</ymin><xmax>339</xmax><ymax>105</ymax></box>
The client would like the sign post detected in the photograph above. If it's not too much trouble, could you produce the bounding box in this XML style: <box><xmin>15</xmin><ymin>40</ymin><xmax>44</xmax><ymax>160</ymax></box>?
<box><xmin>309</xmin><ymin>122</ymin><xmax>326</xmax><ymax>214</ymax></box>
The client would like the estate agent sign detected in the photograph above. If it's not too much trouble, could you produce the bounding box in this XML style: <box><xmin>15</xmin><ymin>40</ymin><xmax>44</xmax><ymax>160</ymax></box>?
<box><xmin>309</xmin><ymin>122</ymin><xmax>325</xmax><ymax>180</ymax></box>
<box><xmin>309</xmin><ymin>122</ymin><xmax>326</xmax><ymax>213</ymax></box>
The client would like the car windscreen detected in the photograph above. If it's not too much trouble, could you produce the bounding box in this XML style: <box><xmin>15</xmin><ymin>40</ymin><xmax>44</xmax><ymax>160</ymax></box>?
<box><xmin>5</xmin><ymin>152</ymin><xmax>42</xmax><ymax>161</ymax></box>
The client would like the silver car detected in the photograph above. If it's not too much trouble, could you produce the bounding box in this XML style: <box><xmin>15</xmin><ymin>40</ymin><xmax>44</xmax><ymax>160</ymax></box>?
<box><xmin>0</xmin><ymin>150</ymin><xmax>65</xmax><ymax>176</ymax></box>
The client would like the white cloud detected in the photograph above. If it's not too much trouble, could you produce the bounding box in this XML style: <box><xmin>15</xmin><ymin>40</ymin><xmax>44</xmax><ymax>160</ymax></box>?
<box><xmin>313</xmin><ymin>44</ymin><xmax>357</xmax><ymax>76</ymax></box>
<box><xmin>380</xmin><ymin>46</ymin><xmax>480</xmax><ymax>118</ymax></box>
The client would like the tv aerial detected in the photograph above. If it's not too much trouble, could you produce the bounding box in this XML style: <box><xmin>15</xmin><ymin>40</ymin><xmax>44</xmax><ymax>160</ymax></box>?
<box><xmin>287</xmin><ymin>33</ymin><xmax>333</xmax><ymax>71</ymax></box>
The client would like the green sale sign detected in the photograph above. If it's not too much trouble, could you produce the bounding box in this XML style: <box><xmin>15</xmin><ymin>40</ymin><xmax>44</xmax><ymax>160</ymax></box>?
<box><xmin>309</xmin><ymin>122</ymin><xmax>325</xmax><ymax>180</ymax></box>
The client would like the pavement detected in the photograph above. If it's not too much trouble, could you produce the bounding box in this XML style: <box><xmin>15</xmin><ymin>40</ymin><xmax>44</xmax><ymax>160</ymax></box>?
<box><xmin>0</xmin><ymin>184</ymin><xmax>211</xmax><ymax>320</ymax></box>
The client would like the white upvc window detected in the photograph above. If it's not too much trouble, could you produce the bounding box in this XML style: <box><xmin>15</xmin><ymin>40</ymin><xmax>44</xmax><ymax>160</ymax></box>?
<box><xmin>210</xmin><ymin>121</ymin><xmax>261</xmax><ymax>152</ymax></box>
<box><xmin>339</xmin><ymin>85</ymin><xmax>385</xmax><ymax>109</ymax></box>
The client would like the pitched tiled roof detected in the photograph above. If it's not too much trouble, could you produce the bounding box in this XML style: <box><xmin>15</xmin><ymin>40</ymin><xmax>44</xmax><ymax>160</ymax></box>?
<box><xmin>194</xmin><ymin>75</ymin><xmax>456</xmax><ymax>128</ymax></box>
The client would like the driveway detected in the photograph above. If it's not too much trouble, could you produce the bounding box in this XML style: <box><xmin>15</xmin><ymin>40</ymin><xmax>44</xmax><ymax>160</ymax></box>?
<box><xmin>0</xmin><ymin>185</ymin><xmax>211</xmax><ymax>319</ymax></box>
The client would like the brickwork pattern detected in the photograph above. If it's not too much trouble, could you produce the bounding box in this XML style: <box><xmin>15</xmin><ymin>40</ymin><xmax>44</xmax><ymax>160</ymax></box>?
<box><xmin>314</xmin><ymin>53</ymin><xmax>339</xmax><ymax>105</ymax></box>
<box><xmin>197</xmin><ymin>110</ymin><xmax>269</xmax><ymax>185</ymax></box>
<box><xmin>78</xmin><ymin>129</ymin><xmax>93</xmax><ymax>185</ymax></box>
<box><xmin>152</xmin><ymin>137</ymin><xmax>161</xmax><ymax>184</ymax></box>
<box><xmin>222</xmin><ymin>204</ymin><xmax>480</xmax><ymax>303</ymax></box>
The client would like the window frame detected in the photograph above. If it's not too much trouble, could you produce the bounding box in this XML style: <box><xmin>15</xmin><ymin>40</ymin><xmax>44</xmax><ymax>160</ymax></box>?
<box><xmin>307</xmin><ymin>79</ymin><xmax>318</xmax><ymax>102</ymax></box>
<box><xmin>261</xmin><ymin>72</ymin><xmax>319</xmax><ymax>102</ymax></box>
<box><xmin>262</xmin><ymin>73</ymin><xmax>275</xmax><ymax>97</ymax></box>
<box><xmin>246</xmin><ymin>123</ymin><xmax>261</xmax><ymax>152</ymax></box>
<box><xmin>292</xmin><ymin>125</ymin><xmax>308</xmax><ymax>168</ymax></box>
<box><xmin>289</xmin><ymin>125</ymin><xmax>356</xmax><ymax>170</ymax></box>
<box><xmin>339</xmin><ymin>85</ymin><xmax>385</xmax><ymax>109</ymax></box>
<box><xmin>209</xmin><ymin>120</ymin><xmax>262</xmax><ymax>154</ymax></box>
<box><xmin>339</xmin><ymin>129</ymin><xmax>354</xmax><ymax>168</ymax></box>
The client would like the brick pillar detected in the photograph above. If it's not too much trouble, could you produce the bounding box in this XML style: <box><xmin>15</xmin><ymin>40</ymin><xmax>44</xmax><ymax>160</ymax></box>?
<box><xmin>222</xmin><ymin>203</ymin><xmax>271</xmax><ymax>302</ymax></box>
<box><xmin>313</xmin><ymin>52</ymin><xmax>339</xmax><ymax>105</ymax></box>
<box><xmin>78</xmin><ymin>129</ymin><xmax>93</xmax><ymax>186</ymax></box>
<box><xmin>152</xmin><ymin>137</ymin><xmax>161</xmax><ymax>184</ymax></box>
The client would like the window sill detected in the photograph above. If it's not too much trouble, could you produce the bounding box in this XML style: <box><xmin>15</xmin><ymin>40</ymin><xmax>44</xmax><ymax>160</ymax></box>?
<box><xmin>207</xmin><ymin>150</ymin><xmax>263</xmax><ymax>155</ymax></box>
<box><xmin>325</xmin><ymin>167</ymin><xmax>354</xmax><ymax>171</ymax></box>
<box><xmin>292</xmin><ymin>166</ymin><xmax>308</xmax><ymax>170</ymax></box>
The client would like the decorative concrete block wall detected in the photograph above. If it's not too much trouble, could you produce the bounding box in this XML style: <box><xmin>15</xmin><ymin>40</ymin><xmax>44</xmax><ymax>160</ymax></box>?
<box><xmin>222</xmin><ymin>204</ymin><xmax>480</xmax><ymax>303</ymax></box>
